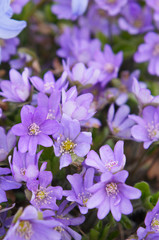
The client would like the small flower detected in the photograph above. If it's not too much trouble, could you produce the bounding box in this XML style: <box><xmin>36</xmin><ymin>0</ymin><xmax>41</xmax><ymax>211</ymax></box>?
<box><xmin>0</xmin><ymin>167</ymin><xmax>21</xmax><ymax>203</ymax></box>
<box><xmin>52</xmin><ymin>0</ymin><xmax>89</xmax><ymax>20</ymax></box>
<box><xmin>118</xmin><ymin>2</ymin><xmax>153</xmax><ymax>34</ymax></box>
<box><xmin>0</xmin><ymin>68</ymin><xmax>31</xmax><ymax>102</ymax></box>
<box><xmin>137</xmin><ymin>200</ymin><xmax>159</xmax><ymax>240</ymax></box>
<box><xmin>56</xmin><ymin>26</ymin><xmax>101</xmax><ymax>65</ymax></box>
<box><xmin>129</xmin><ymin>106</ymin><xmax>159</xmax><ymax>149</ymax></box>
<box><xmin>89</xmin><ymin>44</ymin><xmax>123</xmax><ymax>87</ymax></box>
<box><xmin>9</xmin><ymin>148</ymin><xmax>42</xmax><ymax>183</ymax></box>
<box><xmin>11</xmin><ymin>0</ymin><xmax>29</xmax><ymax>14</ymax></box>
<box><xmin>0</xmin><ymin>127</ymin><xmax>16</xmax><ymax>162</ymax></box>
<box><xmin>1</xmin><ymin>37</ymin><xmax>19</xmax><ymax>62</ymax></box>
<box><xmin>27</xmin><ymin>171</ymin><xmax>63</xmax><ymax>210</ymax></box>
<box><xmin>37</xmin><ymin>91</ymin><xmax>61</xmax><ymax>121</ymax></box>
<box><xmin>3</xmin><ymin>205</ymin><xmax>61</xmax><ymax>240</ymax></box>
<box><xmin>63</xmin><ymin>168</ymin><xmax>94</xmax><ymax>214</ymax></box>
<box><xmin>134</xmin><ymin>32</ymin><xmax>159</xmax><ymax>76</ymax></box>
<box><xmin>85</xmin><ymin>141</ymin><xmax>126</xmax><ymax>173</ymax></box>
<box><xmin>43</xmin><ymin>200</ymin><xmax>85</xmax><ymax>240</ymax></box>
<box><xmin>95</xmin><ymin>0</ymin><xmax>127</xmax><ymax>16</ymax></box>
<box><xmin>12</xmin><ymin>105</ymin><xmax>59</xmax><ymax>155</ymax></box>
<box><xmin>30</xmin><ymin>70</ymin><xmax>68</xmax><ymax>95</ymax></box>
<box><xmin>62</xmin><ymin>86</ymin><xmax>95</xmax><ymax>122</ymax></box>
<box><xmin>54</xmin><ymin>115</ymin><xmax>92</xmax><ymax>169</ymax></box>
<box><xmin>65</xmin><ymin>62</ymin><xmax>100</xmax><ymax>86</ymax></box>
<box><xmin>86</xmin><ymin>170</ymin><xmax>141</xmax><ymax>221</ymax></box>
<box><xmin>132</xmin><ymin>78</ymin><xmax>159</xmax><ymax>109</ymax></box>
<box><xmin>108</xmin><ymin>104</ymin><xmax>135</xmax><ymax>139</ymax></box>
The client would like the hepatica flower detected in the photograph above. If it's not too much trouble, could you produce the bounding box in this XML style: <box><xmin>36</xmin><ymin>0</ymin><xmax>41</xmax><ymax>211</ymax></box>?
<box><xmin>62</xmin><ymin>86</ymin><xmax>95</xmax><ymax>122</ymax></box>
<box><xmin>9</xmin><ymin>148</ymin><xmax>42</xmax><ymax>183</ymax></box>
<box><xmin>63</xmin><ymin>168</ymin><xmax>94</xmax><ymax>214</ymax></box>
<box><xmin>0</xmin><ymin>167</ymin><xmax>21</xmax><ymax>203</ymax></box>
<box><xmin>137</xmin><ymin>200</ymin><xmax>159</xmax><ymax>240</ymax></box>
<box><xmin>0</xmin><ymin>127</ymin><xmax>16</xmax><ymax>162</ymax></box>
<box><xmin>11</xmin><ymin>0</ymin><xmax>29</xmax><ymax>14</ymax></box>
<box><xmin>56</xmin><ymin>26</ymin><xmax>101</xmax><ymax>65</ymax></box>
<box><xmin>118</xmin><ymin>2</ymin><xmax>153</xmax><ymax>35</ymax></box>
<box><xmin>4</xmin><ymin>205</ymin><xmax>61</xmax><ymax>240</ymax></box>
<box><xmin>53</xmin><ymin>115</ymin><xmax>92</xmax><ymax>169</ymax></box>
<box><xmin>134</xmin><ymin>32</ymin><xmax>159</xmax><ymax>76</ymax></box>
<box><xmin>0</xmin><ymin>37</ymin><xmax>19</xmax><ymax>62</ymax></box>
<box><xmin>89</xmin><ymin>44</ymin><xmax>123</xmax><ymax>87</ymax></box>
<box><xmin>95</xmin><ymin>0</ymin><xmax>127</xmax><ymax>16</ymax></box>
<box><xmin>27</xmin><ymin>171</ymin><xmax>63</xmax><ymax>210</ymax></box>
<box><xmin>108</xmin><ymin>104</ymin><xmax>135</xmax><ymax>139</ymax></box>
<box><xmin>52</xmin><ymin>0</ymin><xmax>89</xmax><ymax>20</ymax></box>
<box><xmin>0</xmin><ymin>68</ymin><xmax>31</xmax><ymax>102</ymax></box>
<box><xmin>86</xmin><ymin>170</ymin><xmax>141</xmax><ymax>221</ymax></box>
<box><xmin>44</xmin><ymin>200</ymin><xmax>85</xmax><ymax>240</ymax></box>
<box><xmin>129</xmin><ymin>106</ymin><xmax>159</xmax><ymax>149</ymax></box>
<box><xmin>85</xmin><ymin>141</ymin><xmax>126</xmax><ymax>174</ymax></box>
<box><xmin>12</xmin><ymin>105</ymin><xmax>59</xmax><ymax>155</ymax></box>
<box><xmin>30</xmin><ymin>70</ymin><xmax>68</xmax><ymax>95</ymax></box>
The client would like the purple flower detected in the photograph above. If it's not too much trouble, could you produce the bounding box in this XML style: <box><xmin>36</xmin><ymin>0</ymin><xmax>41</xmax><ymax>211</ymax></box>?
<box><xmin>12</xmin><ymin>105</ymin><xmax>59</xmax><ymax>155</ymax></box>
<box><xmin>0</xmin><ymin>127</ymin><xmax>16</xmax><ymax>162</ymax></box>
<box><xmin>44</xmin><ymin>200</ymin><xmax>85</xmax><ymax>240</ymax></box>
<box><xmin>64</xmin><ymin>62</ymin><xmax>100</xmax><ymax>86</ymax></box>
<box><xmin>134</xmin><ymin>32</ymin><xmax>159</xmax><ymax>76</ymax></box>
<box><xmin>129</xmin><ymin>106</ymin><xmax>159</xmax><ymax>149</ymax></box>
<box><xmin>62</xmin><ymin>86</ymin><xmax>95</xmax><ymax>122</ymax></box>
<box><xmin>79</xmin><ymin>4</ymin><xmax>120</xmax><ymax>37</ymax></box>
<box><xmin>0</xmin><ymin>205</ymin><xmax>15</xmax><ymax>237</ymax></box>
<box><xmin>11</xmin><ymin>0</ymin><xmax>29</xmax><ymax>14</ymax></box>
<box><xmin>0</xmin><ymin>167</ymin><xmax>21</xmax><ymax>203</ymax></box>
<box><xmin>0</xmin><ymin>68</ymin><xmax>31</xmax><ymax>102</ymax></box>
<box><xmin>137</xmin><ymin>200</ymin><xmax>159</xmax><ymax>240</ymax></box>
<box><xmin>86</xmin><ymin>170</ymin><xmax>141</xmax><ymax>220</ymax></box>
<box><xmin>146</xmin><ymin>0</ymin><xmax>159</xmax><ymax>21</ymax></box>
<box><xmin>63</xmin><ymin>168</ymin><xmax>94</xmax><ymax>214</ymax></box>
<box><xmin>9</xmin><ymin>148</ymin><xmax>42</xmax><ymax>183</ymax></box>
<box><xmin>37</xmin><ymin>91</ymin><xmax>61</xmax><ymax>121</ymax></box>
<box><xmin>89</xmin><ymin>44</ymin><xmax>123</xmax><ymax>87</ymax></box>
<box><xmin>95</xmin><ymin>0</ymin><xmax>127</xmax><ymax>16</ymax></box>
<box><xmin>30</xmin><ymin>70</ymin><xmax>68</xmax><ymax>95</ymax></box>
<box><xmin>0</xmin><ymin>37</ymin><xmax>19</xmax><ymax>62</ymax></box>
<box><xmin>118</xmin><ymin>2</ymin><xmax>153</xmax><ymax>35</ymax></box>
<box><xmin>56</xmin><ymin>26</ymin><xmax>101</xmax><ymax>65</ymax></box>
<box><xmin>27</xmin><ymin>171</ymin><xmax>63</xmax><ymax>210</ymax></box>
<box><xmin>85</xmin><ymin>141</ymin><xmax>126</xmax><ymax>174</ymax></box>
<box><xmin>4</xmin><ymin>205</ymin><xmax>61</xmax><ymax>240</ymax></box>
<box><xmin>132</xmin><ymin>78</ymin><xmax>159</xmax><ymax>109</ymax></box>
<box><xmin>120</xmin><ymin>69</ymin><xmax>141</xmax><ymax>92</ymax></box>
<box><xmin>53</xmin><ymin>115</ymin><xmax>92</xmax><ymax>169</ymax></box>
<box><xmin>108</xmin><ymin>104</ymin><xmax>135</xmax><ymax>139</ymax></box>
<box><xmin>52</xmin><ymin>0</ymin><xmax>88</xmax><ymax>20</ymax></box>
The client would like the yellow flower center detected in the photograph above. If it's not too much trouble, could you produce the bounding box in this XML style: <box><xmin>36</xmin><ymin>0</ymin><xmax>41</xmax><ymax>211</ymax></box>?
<box><xmin>151</xmin><ymin>216</ymin><xmax>159</xmax><ymax>232</ymax></box>
<box><xmin>16</xmin><ymin>220</ymin><xmax>33</xmax><ymax>239</ymax></box>
<box><xmin>36</xmin><ymin>190</ymin><xmax>46</xmax><ymax>200</ymax></box>
<box><xmin>106</xmin><ymin>182</ymin><xmax>118</xmax><ymax>197</ymax></box>
<box><xmin>60</xmin><ymin>138</ymin><xmax>76</xmax><ymax>154</ymax></box>
<box><xmin>28</xmin><ymin>123</ymin><xmax>41</xmax><ymax>136</ymax></box>
<box><xmin>107</xmin><ymin>0</ymin><xmax>116</xmax><ymax>4</ymax></box>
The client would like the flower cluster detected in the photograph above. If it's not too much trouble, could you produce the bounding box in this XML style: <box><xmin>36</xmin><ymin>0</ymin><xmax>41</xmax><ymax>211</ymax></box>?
<box><xmin>1</xmin><ymin>0</ymin><xmax>159</xmax><ymax>239</ymax></box>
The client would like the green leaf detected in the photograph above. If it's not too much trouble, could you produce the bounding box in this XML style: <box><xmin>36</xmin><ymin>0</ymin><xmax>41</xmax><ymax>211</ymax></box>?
<box><xmin>90</xmin><ymin>229</ymin><xmax>100</xmax><ymax>240</ymax></box>
<box><xmin>134</xmin><ymin>181</ymin><xmax>151</xmax><ymax>200</ymax></box>
<box><xmin>120</xmin><ymin>215</ymin><xmax>132</xmax><ymax>229</ymax></box>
